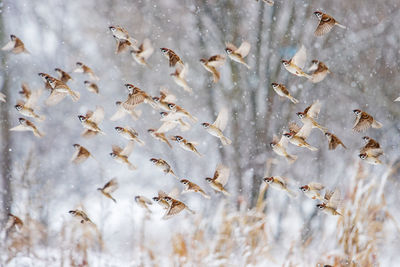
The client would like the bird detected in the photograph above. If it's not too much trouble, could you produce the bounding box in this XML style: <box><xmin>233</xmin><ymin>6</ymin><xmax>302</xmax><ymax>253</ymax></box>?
<box><xmin>19</xmin><ymin>83</ymin><xmax>31</xmax><ymax>100</ymax></box>
<box><xmin>78</xmin><ymin>106</ymin><xmax>105</xmax><ymax>137</ymax></box>
<box><xmin>270</xmin><ymin>134</ymin><xmax>298</xmax><ymax>163</ymax></box>
<box><xmin>150</xmin><ymin>158</ymin><xmax>179</xmax><ymax>179</ymax></box>
<box><xmin>54</xmin><ymin>68</ymin><xmax>73</xmax><ymax>84</ymax></box>
<box><xmin>115</xmin><ymin>39</ymin><xmax>133</xmax><ymax>54</ymax></box>
<box><xmin>160</xmin><ymin>48</ymin><xmax>183</xmax><ymax>67</ymax></box>
<box><xmin>1</xmin><ymin>34</ymin><xmax>29</xmax><ymax>54</ymax></box>
<box><xmin>352</xmin><ymin>109</ymin><xmax>382</xmax><ymax>132</ymax></box>
<box><xmin>205</xmin><ymin>164</ymin><xmax>230</xmax><ymax>196</ymax></box>
<box><xmin>281</xmin><ymin>45</ymin><xmax>311</xmax><ymax>79</ymax></box>
<box><xmin>84</xmin><ymin>81</ymin><xmax>99</xmax><ymax>94</ymax></box>
<box><xmin>71</xmin><ymin>144</ymin><xmax>92</xmax><ymax>164</ymax></box>
<box><xmin>316</xmin><ymin>188</ymin><xmax>342</xmax><ymax>216</ymax></box>
<box><xmin>200</xmin><ymin>54</ymin><xmax>226</xmax><ymax>83</ymax></box>
<box><xmin>37</xmin><ymin>72</ymin><xmax>54</xmax><ymax>91</ymax></box>
<box><xmin>10</xmin><ymin>118</ymin><xmax>44</xmax><ymax>138</ymax></box>
<box><xmin>171</xmin><ymin>64</ymin><xmax>192</xmax><ymax>93</ymax></box>
<box><xmin>152</xmin><ymin>190</ymin><xmax>176</xmax><ymax>210</ymax></box>
<box><xmin>161</xmin><ymin>196</ymin><xmax>195</xmax><ymax>220</ymax></box>
<box><xmin>69</xmin><ymin>210</ymin><xmax>94</xmax><ymax>224</ymax></box>
<box><xmin>135</xmin><ymin>196</ymin><xmax>153</xmax><ymax>213</ymax></box>
<box><xmin>296</xmin><ymin>100</ymin><xmax>328</xmax><ymax>133</ymax></box>
<box><xmin>131</xmin><ymin>38</ymin><xmax>154</xmax><ymax>66</ymax></box>
<box><xmin>157</xmin><ymin>112</ymin><xmax>190</xmax><ymax>133</ymax></box>
<box><xmin>325</xmin><ymin>132</ymin><xmax>346</xmax><ymax>150</ymax></box>
<box><xmin>359</xmin><ymin>136</ymin><xmax>383</xmax><ymax>165</ymax></box>
<box><xmin>263</xmin><ymin>176</ymin><xmax>297</xmax><ymax>198</ymax></box>
<box><xmin>147</xmin><ymin>129</ymin><xmax>173</xmax><ymax>148</ymax></box>
<box><xmin>271</xmin><ymin>83</ymin><xmax>299</xmax><ymax>104</ymax></box>
<box><xmin>202</xmin><ymin>107</ymin><xmax>231</xmax><ymax>145</ymax></box>
<box><xmin>45</xmin><ymin>76</ymin><xmax>80</xmax><ymax>105</ymax></box>
<box><xmin>110</xmin><ymin>142</ymin><xmax>136</xmax><ymax>170</ymax></box>
<box><xmin>307</xmin><ymin>60</ymin><xmax>331</xmax><ymax>83</ymax></box>
<box><xmin>180</xmin><ymin>179</ymin><xmax>210</xmax><ymax>199</ymax></box>
<box><xmin>14</xmin><ymin>89</ymin><xmax>45</xmax><ymax>121</ymax></box>
<box><xmin>97</xmin><ymin>178</ymin><xmax>118</xmax><ymax>203</ymax></box>
<box><xmin>0</xmin><ymin>92</ymin><xmax>5</xmax><ymax>102</ymax></box>
<box><xmin>225</xmin><ymin>41</ymin><xmax>251</xmax><ymax>69</ymax></box>
<box><xmin>110</xmin><ymin>101</ymin><xmax>142</xmax><ymax>121</ymax></box>
<box><xmin>314</xmin><ymin>11</ymin><xmax>346</xmax><ymax>37</ymax></box>
<box><xmin>122</xmin><ymin>83</ymin><xmax>157</xmax><ymax>111</ymax></box>
<box><xmin>115</xmin><ymin>126</ymin><xmax>145</xmax><ymax>145</ymax></box>
<box><xmin>74</xmin><ymin>62</ymin><xmax>99</xmax><ymax>81</ymax></box>
<box><xmin>165</xmin><ymin>103</ymin><xmax>197</xmax><ymax>123</ymax></box>
<box><xmin>299</xmin><ymin>182</ymin><xmax>325</xmax><ymax>200</ymax></box>
<box><xmin>170</xmin><ymin>135</ymin><xmax>202</xmax><ymax>156</ymax></box>
<box><xmin>109</xmin><ymin>26</ymin><xmax>137</xmax><ymax>46</ymax></box>
<box><xmin>283</xmin><ymin>121</ymin><xmax>318</xmax><ymax>151</ymax></box>
<box><xmin>5</xmin><ymin>213</ymin><xmax>23</xmax><ymax>232</ymax></box>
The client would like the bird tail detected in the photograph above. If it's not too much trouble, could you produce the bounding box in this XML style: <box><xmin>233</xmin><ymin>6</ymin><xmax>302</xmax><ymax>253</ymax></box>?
<box><xmin>220</xmin><ymin>136</ymin><xmax>232</xmax><ymax>146</ymax></box>
<box><xmin>186</xmin><ymin>208</ymin><xmax>196</xmax><ymax>214</ymax></box>
<box><xmin>34</xmin><ymin>129</ymin><xmax>45</xmax><ymax>138</ymax></box>
<box><xmin>200</xmin><ymin>191</ymin><xmax>211</xmax><ymax>199</ymax></box>
<box><xmin>336</xmin><ymin>23</ymin><xmax>346</xmax><ymax>29</ymax></box>
<box><xmin>285</xmin><ymin>154</ymin><xmax>298</xmax><ymax>164</ymax></box>
<box><xmin>307</xmin><ymin>144</ymin><xmax>318</xmax><ymax>151</ymax></box>
<box><xmin>195</xmin><ymin>150</ymin><xmax>203</xmax><ymax>157</ymax></box>
<box><xmin>222</xmin><ymin>189</ymin><xmax>231</xmax><ymax>196</ymax></box>
<box><xmin>127</xmin><ymin>162</ymin><xmax>137</xmax><ymax>170</ymax></box>
<box><xmin>165</xmin><ymin>140</ymin><xmax>173</xmax><ymax>148</ymax></box>
<box><xmin>136</xmin><ymin>138</ymin><xmax>145</xmax><ymax>146</ymax></box>
<box><xmin>70</xmin><ymin>90</ymin><xmax>80</xmax><ymax>102</ymax></box>
<box><xmin>36</xmin><ymin>114</ymin><xmax>46</xmax><ymax>122</ymax></box>
<box><xmin>212</xmin><ymin>69</ymin><xmax>220</xmax><ymax>83</ymax></box>
<box><xmin>189</xmin><ymin>115</ymin><xmax>198</xmax><ymax>123</ymax></box>
<box><xmin>286</xmin><ymin>189</ymin><xmax>298</xmax><ymax>198</ymax></box>
<box><xmin>288</xmin><ymin>95</ymin><xmax>299</xmax><ymax>104</ymax></box>
<box><xmin>372</xmin><ymin>120</ymin><xmax>383</xmax><ymax>129</ymax></box>
<box><xmin>340</xmin><ymin>142</ymin><xmax>347</xmax><ymax>149</ymax></box>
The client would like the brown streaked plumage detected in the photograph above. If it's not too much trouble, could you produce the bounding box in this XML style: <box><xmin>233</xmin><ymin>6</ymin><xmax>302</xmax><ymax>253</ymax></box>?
<box><xmin>110</xmin><ymin>142</ymin><xmax>136</xmax><ymax>170</ymax></box>
<box><xmin>71</xmin><ymin>144</ymin><xmax>92</xmax><ymax>164</ymax></box>
<box><xmin>263</xmin><ymin>176</ymin><xmax>297</xmax><ymax>198</ymax></box>
<box><xmin>122</xmin><ymin>84</ymin><xmax>157</xmax><ymax>111</ymax></box>
<box><xmin>148</xmin><ymin>129</ymin><xmax>172</xmax><ymax>148</ymax></box>
<box><xmin>135</xmin><ymin>195</ymin><xmax>153</xmax><ymax>213</ymax></box>
<box><xmin>314</xmin><ymin>11</ymin><xmax>346</xmax><ymax>37</ymax></box>
<box><xmin>270</xmin><ymin>134</ymin><xmax>297</xmax><ymax>163</ymax></box>
<box><xmin>149</xmin><ymin>158</ymin><xmax>178</xmax><ymax>179</ymax></box>
<box><xmin>69</xmin><ymin>210</ymin><xmax>94</xmax><ymax>224</ymax></box>
<box><xmin>200</xmin><ymin>54</ymin><xmax>225</xmax><ymax>83</ymax></box>
<box><xmin>5</xmin><ymin>213</ymin><xmax>23</xmax><ymax>231</ymax></box>
<box><xmin>161</xmin><ymin>196</ymin><xmax>195</xmax><ymax>220</ymax></box>
<box><xmin>170</xmin><ymin>135</ymin><xmax>202</xmax><ymax>157</ymax></box>
<box><xmin>316</xmin><ymin>188</ymin><xmax>342</xmax><ymax>216</ymax></box>
<box><xmin>325</xmin><ymin>132</ymin><xmax>346</xmax><ymax>150</ymax></box>
<box><xmin>115</xmin><ymin>126</ymin><xmax>145</xmax><ymax>145</ymax></box>
<box><xmin>296</xmin><ymin>100</ymin><xmax>328</xmax><ymax>133</ymax></box>
<box><xmin>271</xmin><ymin>83</ymin><xmax>299</xmax><ymax>104</ymax></box>
<box><xmin>54</xmin><ymin>68</ymin><xmax>73</xmax><ymax>84</ymax></box>
<box><xmin>45</xmin><ymin>76</ymin><xmax>80</xmax><ymax>105</ymax></box>
<box><xmin>110</xmin><ymin>101</ymin><xmax>142</xmax><ymax>121</ymax></box>
<box><xmin>97</xmin><ymin>178</ymin><xmax>118</xmax><ymax>203</ymax></box>
<box><xmin>299</xmin><ymin>182</ymin><xmax>325</xmax><ymax>200</ymax></box>
<box><xmin>160</xmin><ymin>47</ymin><xmax>183</xmax><ymax>67</ymax></box>
<box><xmin>352</xmin><ymin>109</ymin><xmax>382</xmax><ymax>132</ymax></box>
<box><xmin>283</xmin><ymin>121</ymin><xmax>317</xmax><ymax>151</ymax></box>
<box><xmin>19</xmin><ymin>83</ymin><xmax>31</xmax><ymax>100</ymax></box>
<box><xmin>205</xmin><ymin>164</ymin><xmax>230</xmax><ymax>196</ymax></box>
<box><xmin>14</xmin><ymin>89</ymin><xmax>45</xmax><ymax>121</ymax></box>
<box><xmin>180</xmin><ymin>179</ymin><xmax>210</xmax><ymax>199</ymax></box>
<box><xmin>307</xmin><ymin>60</ymin><xmax>331</xmax><ymax>83</ymax></box>
<box><xmin>171</xmin><ymin>64</ymin><xmax>192</xmax><ymax>93</ymax></box>
<box><xmin>281</xmin><ymin>45</ymin><xmax>311</xmax><ymax>79</ymax></box>
<box><xmin>74</xmin><ymin>62</ymin><xmax>99</xmax><ymax>81</ymax></box>
<box><xmin>78</xmin><ymin>106</ymin><xmax>105</xmax><ymax>137</ymax></box>
<box><xmin>10</xmin><ymin>118</ymin><xmax>44</xmax><ymax>138</ymax></box>
<box><xmin>131</xmin><ymin>38</ymin><xmax>154</xmax><ymax>66</ymax></box>
<box><xmin>225</xmin><ymin>41</ymin><xmax>251</xmax><ymax>69</ymax></box>
<box><xmin>2</xmin><ymin>34</ymin><xmax>29</xmax><ymax>54</ymax></box>
<box><xmin>84</xmin><ymin>81</ymin><xmax>99</xmax><ymax>94</ymax></box>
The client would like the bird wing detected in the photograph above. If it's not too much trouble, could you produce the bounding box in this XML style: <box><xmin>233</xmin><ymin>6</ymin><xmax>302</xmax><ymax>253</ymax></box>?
<box><xmin>225</xmin><ymin>42</ymin><xmax>238</xmax><ymax>52</ymax></box>
<box><xmin>25</xmin><ymin>89</ymin><xmax>42</xmax><ymax>108</ymax></box>
<box><xmin>328</xmin><ymin>188</ymin><xmax>341</xmax><ymax>210</ymax></box>
<box><xmin>160</xmin><ymin>87</ymin><xmax>176</xmax><ymax>102</ymax></box>
<box><xmin>296</xmin><ymin>121</ymin><xmax>313</xmax><ymax>139</ymax></box>
<box><xmin>288</xmin><ymin>121</ymin><xmax>301</xmax><ymax>135</ymax></box>
<box><xmin>163</xmin><ymin>202</ymin><xmax>185</xmax><ymax>219</ymax></box>
<box><xmin>139</xmin><ymin>196</ymin><xmax>153</xmax><ymax>205</ymax></box>
<box><xmin>110</xmin><ymin>107</ymin><xmax>126</xmax><ymax>121</ymax></box>
<box><xmin>314</xmin><ymin>17</ymin><xmax>335</xmax><ymax>36</ymax></box>
<box><xmin>103</xmin><ymin>178</ymin><xmax>119</xmax><ymax>194</ymax></box>
<box><xmin>207</xmin><ymin>55</ymin><xmax>226</xmax><ymax>67</ymax></box>
<box><xmin>235</xmin><ymin>41</ymin><xmax>251</xmax><ymax>58</ymax></box>
<box><xmin>168</xmin><ymin>188</ymin><xmax>180</xmax><ymax>199</ymax></box>
<box><xmin>309</xmin><ymin>182</ymin><xmax>324</xmax><ymax>191</ymax></box>
<box><xmin>305</xmin><ymin>100</ymin><xmax>321</xmax><ymax>119</ymax></box>
<box><xmin>112</xmin><ymin>145</ymin><xmax>123</xmax><ymax>154</ymax></box>
<box><xmin>291</xmin><ymin>45</ymin><xmax>307</xmax><ymax>69</ymax></box>
<box><xmin>215</xmin><ymin>164</ymin><xmax>230</xmax><ymax>186</ymax></box>
<box><xmin>121</xmin><ymin>141</ymin><xmax>134</xmax><ymax>156</ymax></box>
<box><xmin>1</xmin><ymin>40</ymin><xmax>15</xmax><ymax>51</ymax></box>
<box><xmin>213</xmin><ymin>107</ymin><xmax>229</xmax><ymax>131</ymax></box>
<box><xmin>277</xmin><ymin>134</ymin><xmax>288</xmax><ymax>147</ymax></box>
<box><xmin>10</xmin><ymin>125</ymin><xmax>29</xmax><ymax>132</ymax></box>
<box><xmin>90</xmin><ymin>106</ymin><xmax>105</xmax><ymax>124</ymax></box>
<box><xmin>123</xmin><ymin>93</ymin><xmax>145</xmax><ymax>110</ymax></box>
<box><xmin>157</xmin><ymin>121</ymin><xmax>178</xmax><ymax>133</ymax></box>
<box><xmin>45</xmin><ymin>90</ymin><xmax>67</xmax><ymax>106</ymax></box>
<box><xmin>353</xmin><ymin>115</ymin><xmax>372</xmax><ymax>132</ymax></box>
<box><xmin>160</xmin><ymin>112</ymin><xmax>185</xmax><ymax>122</ymax></box>
<box><xmin>366</xmin><ymin>148</ymin><xmax>384</xmax><ymax>157</ymax></box>
<box><xmin>138</xmin><ymin>38</ymin><xmax>154</xmax><ymax>60</ymax></box>
<box><xmin>71</xmin><ymin>148</ymin><xmax>90</xmax><ymax>164</ymax></box>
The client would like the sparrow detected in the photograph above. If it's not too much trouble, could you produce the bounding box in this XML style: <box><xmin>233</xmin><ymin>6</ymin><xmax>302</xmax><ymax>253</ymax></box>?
<box><xmin>84</xmin><ymin>81</ymin><xmax>99</xmax><ymax>94</ymax></box>
<box><xmin>180</xmin><ymin>179</ymin><xmax>210</xmax><ymax>199</ymax></box>
<box><xmin>256</xmin><ymin>0</ymin><xmax>274</xmax><ymax>6</ymax></box>
<box><xmin>1</xmin><ymin>34</ymin><xmax>29</xmax><ymax>54</ymax></box>
<box><xmin>109</xmin><ymin>25</ymin><xmax>137</xmax><ymax>45</ymax></box>
<box><xmin>160</xmin><ymin>48</ymin><xmax>183</xmax><ymax>67</ymax></box>
<box><xmin>19</xmin><ymin>83</ymin><xmax>31</xmax><ymax>100</ymax></box>
<box><xmin>69</xmin><ymin>210</ymin><xmax>93</xmax><ymax>224</ymax></box>
<box><xmin>5</xmin><ymin>213</ymin><xmax>23</xmax><ymax>231</ymax></box>
<box><xmin>325</xmin><ymin>132</ymin><xmax>346</xmax><ymax>150</ymax></box>
<box><xmin>74</xmin><ymin>62</ymin><xmax>99</xmax><ymax>81</ymax></box>
<box><xmin>314</xmin><ymin>11</ymin><xmax>346</xmax><ymax>37</ymax></box>
<box><xmin>307</xmin><ymin>60</ymin><xmax>331</xmax><ymax>83</ymax></box>
<box><xmin>316</xmin><ymin>188</ymin><xmax>342</xmax><ymax>216</ymax></box>
<box><xmin>110</xmin><ymin>101</ymin><xmax>142</xmax><ymax>121</ymax></box>
<box><xmin>283</xmin><ymin>122</ymin><xmax>318</xmax><ymax>151</ymax></box>
<box><xmin>270</xmin><ymin>134</ymin><xmax>298</xmax><ymax>163</ymax></box>
<box><xmin>115</xmin><ymin>39</ymin><xmax>133</xmax><ymax>54</ymax></box>
<box><xmin>135</xmin><ymin>195</ymin><xmax>153</xmax><ymax>213</ymax></box>
<box><xmin>352</xmin><ymin>109</ymin><xmax>382</xmax><ymax>132</ymax></box>
<box><xmin>200</xmin><ymin>54</ymin><xmax>226</xmax><ymax>83</ymax></box>
<box><xmin>78</xmin><ymin>106</ymin><xmax>105</xmax><ymax>137</ymax></box>
<box><xmin>45</xmin><ymin>76</ymin><xmax>80</xmax><ymax>105</ymax></box>
<box><xmin>122</xmin><ymin>83</ymin><xmax>157</xmax><ymax>111</ymax></box>
<box><xmin>170</xmin><ymin>135</ymin><xmax>202</xmax><ymax>157</ymax></box>
<box><xmin>202</xmin><ymin>107</ymin><xmax>231</xmax><ymax>145</ymax></box>
<box><xmin>271</xmin><ymin>83</ymin><xmax>299</xmax><ymax>104</ymax></box>
<box><xmin>296</xmin><ymin>100</ymin><xmax>328</xmax><ymax>133</ymax></box>
<box><xmin>147</xmin><ymin>129</ymin><xmax>172</xmax><ymax>148</ymax></box>
<box><xmin>299</xmin><ymin>182</ymin><xmax>325</xmax><ymax>200</ymax></box>
<box><xmin>165</xmin><ymin>103</ymin><xmax>197</xmax><ymax>123</ymax></box>
<box><xmin>10</xmin><ymin>118</ymin><xmax>44</xmax><ymax>138</ymax></box>
<box><xmin>161</xmin><ymin>196</ymin><xmax>195</xmax><ymax>220</ymax></box>
<box><xmin>281</xmin><ymin>45</ymin><xmax>311</xmax><ymax>79</ymax></box>
<box><xmin>171</xmin><ymin>64</ymin><xmax>192</xmax><ymax>93</ymax></box>
<box><xmin>263</xmin><ymin>176</ymin><xmax>297</xmax><ymax>198</ymax></box>
<box><xmin>71</xmin><ymin>144</ymin><xmax>92</xmax><ymax>164</ymax></box>
<box><xmin>110</xmin><ymin>142</ymin><xmax>136</xmax><ymax>170</ymax></box>
<box><xmin>98</xmin><ymin>178</ymin><xmax>118</xmax><ymax>203</ymax></box>
<box><xmin>0</xmin><ymin>92</ymin><xmax>5</xmax><ymax>102</ymax></box>
<box><xmin>131</xmin><ymin>38</ymin><xmax>154</xmax><ymax>66</ymax></box>
<box><xmin>359</xmin><ymin>136</ymin><xmax>383</xmax><ymax>165</ymax></box>
<box><xmin>157</xmin><ymin>112</ymin><xmax>190</xmax><ymax>133</ymax></box>
<box><xmin>152</xmin><ymin>190</ymin><xmax>174</xmax><ymax>210</ymax></box>
<box><xmin>14</xmin><ymin>89</ymin><xmax>45</xmax><ymax>121</ymax></box>
<box><xmin>115</xmin><ymin>126</ymin><xmax>145</xmax><ymax>145</ymax></box>
<box><xmin>54</xmin><ymin>68</ymin><xmax>73</xmax><ymax>84</ymax></box>
<box><xmin>37</xmin><ymin>72</ymin><xmax>54</xmax><ymax>91</ymax></box>
<box><xmin>205</xmin><ymin>164</ymin><xmax>230</xmax><ymax>196</ymax></box>
<box><xmin>360</xmin><ymin>136</ymin><xmax>381</xmax><ymax>153</ymax></box>
<box><xmin>149</xmin><ymin>158</ymin><xmax>178</xmax><ymax>179</ymax></box>
<box><xmin>225</xmin><ymin>41</ymin><xmax>251</xmax><ymax>69</ymax></box>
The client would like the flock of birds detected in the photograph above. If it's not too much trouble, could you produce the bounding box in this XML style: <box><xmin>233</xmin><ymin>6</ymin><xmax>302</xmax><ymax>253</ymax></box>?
<box><xmin>1</xmin><ymin>6</ymin><xmax>389</xmax><ymax>233</ymax></box>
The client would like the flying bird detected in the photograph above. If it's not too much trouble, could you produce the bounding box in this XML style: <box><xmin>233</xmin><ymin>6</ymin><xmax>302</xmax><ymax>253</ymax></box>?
<box><xmin>109</xmin><ymin>26</ymin><xmax>137</xmax><ymax>53</ymax></box>
<box><xmin>281</xmin><ymin>45</ymin><xmax>311</xmax><ymax>79</ymax></box>
<box><xmin>325</xmin><ymin>132</ymin><xmax>346</xmax><ymax>150</ymax></box>
<box><xmin>135</xmin><ymin>196</ymin><xmax>153</xmax><ymax>213</ymax></box>
<box><xmin>270</xmin><ymin>134</ymin><xmax>297</xmax><ymax>163</ymax></box>
<box><xmin>115</xmin><ymin>126</ymin><xmax>145</xmax><ymax>145</ymax></box>
<box><xmin>78</xmin><ymin>106</ymin><xmax>105</xmax><ymax>137</ymax></box>
<box><xmin>84</xmin><ymin>81</ymin><xmax>99</xmax><ymax>94</ymax></box>
<box><xmin>157</xmin><ymin>112</ymin><xmax>190</xmax><ymax>133</ymax></box>
<box><xmin>283</xmin><ymin>121</ymin><xmax>318</xmax><ymax>151</ymax></box>
<box><xmin>352</xmin><ymin>109</ymin><xmax>382</xmax><ymax>132</ymax></box>
<box><xmin>69</xmin><ymin>210</ymin><xmax>94</xmax><ymax>224</ymax></box>
<box><xmin>10</xmin><ymin>118</ymin><xmax>44</xmax><ymax>138</ymax></box>
<box><xmin>225</xmin><ymin>41</ymin><xmax>251</xmax><ymax>69</ymax></box>
<box><xmin>263</xmin><ymin>176</ymin><xmax>297</xmax><ymax>198</ymax></box>
<box><xmin>19</xmin><ymin>83</ymin><xmax>31</xmax><ymax>100</ymax></box>
<box><xmin>271</xmin><ymin>83</ymin><xmax>299</xmax><ymax>104</ymax></box>
<box><xmin>299</xmin><ymin>182</ymin><xmax>325</xmax><ymax>200</ymax></box>
<box><xmin>97</xmin><ymin>178</ymin><xmax>118</xmax><ymax>203</ymax></box>
<box><xmin>54</xmin><ymin>68</ymin><xmax>73</xmax><ymax>84</ymax></box>
<box><xmin>131</xmin><ymin>38</ymin><xmax>154</xmax><ymax>66</ymax></box>
<box><xmin>110</xmin><ymin>101</ymin><xmax>142</xmax><ymax>121</ymax></box>
<box><xmin>5</xmin><ymin>213</ymin><xmax>23</xmax><ymax>232</ymax></box>
<box><xmin>74</xmin><ymin>62</ymin><xmax>99</xmax><ymax>81</ymax></box>
<box><xmin>1</xmin><ymin>34</ymin><xmax>29</xmax><ymax>54</ymax></box>
<box><xmin>147</xmin><ymin>129</ymin><xmax>173</xmax><ymax>148</ymax></box>
<box><xmin>316</xmin><ymin>188</ymin><xmax>342</xmax><ymax>216</ymax></box>
<box><xmin>307</xmin><ymin>60</ymin><xmax>331</xmax><ymax>83</ymax></box>
<box><xmin>205</xmin><ymin>164</ymin><xmax>230</xmax><ymax>196</ymax></box>
<box><xmin>180</xmin><ymin>179</ymin><xmax>210</xmax><ymax>199</ymax></box>
<box><xmin>150</xmin><ymin>158</ymin><xmax>179</xmax><ymax>179</ymax></box>
<box><xmin>110</xmin><ymin>142</ymin><xmax>136</xmax><ymax>170</ymax></box>
<box><xmin>296</xmin><ymin>100</ymin><xmax>327</xmax><ymax>133</ymax></box>
<box><xmin>200</xmin><ymin>54</ymin><xmax>226</xmax><ymax>83</ymax></box>
<box><xmin>14</xmin><ymin>89</ymin><xmax>45</xmax><ymax>121</ymax></box>
<box><xmin>161</xmin><ymin>196</ymin><xmax>195</xmax><ymax>220</ymax></box>
<box><xmin>152</xmin><ymin>190</ymin><xmax>177</xmax><ymax>210</ymax></box>
<box><xmin>314</xmin><ymin>11</ymin><xmax>346</xmax><ymax>37</ymax></box>
<box><xmin>160</xmin><ymin>47</ymin><xmax>183</xmax><ymax>67</ymax></box>
<box><xmin>122</xmin><ymin>83</ymin><xmax>157</xmax><ymax>111</ymax></box>
<box><xmin>71</xmin><ymin>144</ymin><xmax>92</xmax><ymax>164</ymax></box>
<box><xmin>171</xmin><ymin>64</ymin><xmax>192</xmax><ymax>93</ymax></box>
<box><xmin>202</xmin><ymin>107</ymin><xmax>231</xmax><ymax>145</ymax></box>
<box><xmin>359</xmin><ymin>136</ymin><xmax>383</xmax><ymax>165</ymax></box>
<box><xmin>164</xmin><ymin>103</ymin><xmax>197</xmax><ymax>123</ymax></box>
<box><xmin>170</xmin><ymin>135</ymin><xmax>202</xmax><ymax>156</ymax></box>
<box><xmin>45</xmin><ymin>76</ymin><xmax>80</xmax><ymax>105</ymax></box>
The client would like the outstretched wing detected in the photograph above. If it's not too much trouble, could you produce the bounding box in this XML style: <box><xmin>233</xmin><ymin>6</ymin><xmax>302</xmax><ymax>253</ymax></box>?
<box><xmin>139</xmin><ymin>38</ymin><xmax>154</xmax><ymax>60</ymax></box>
<box><xmin>296</xmin><ymin>121</ymin><xmax>313</xmax><ymax>139</ymax></box>
<box><xmin>121</xmin><ymin>141</ymin><xmax>134</xmax><ymax>156</ymax></box>
<box><xmin>215</xmin><ymin>164</ymin><xmax>230</xmax><ymax>186</ymax></box>
<box><xmin>213</xmin><ymin>107</ymin><xmax>229</xmax><ymax>131</ymax></box>
<box><xmin>305</xmin><ymin>100</ymin><xmax>321</xmax><ymax>119</ymax></box>
<box><xmin>103</xmin><ymin>178</ymin><xmax>119</xmax><ymax>194</ymax></box>
<box><xmin>236</xmin><ymin>41</ymin><xmax>251</xmax><ymax>58</ymax></box>
<box><xmin>291</xmin><ymin>45</ymin><xmax>307</xmax><ymax>69</ymax></box>
<box><xmin>207</xmin><ymin>55</ymin><xmax>226</xmax><ymax>67</ymax></box>
<box><xmin>90</xmin><ymin>106</ymin><xmax>105</xmax><ymax>124</ymax></box>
